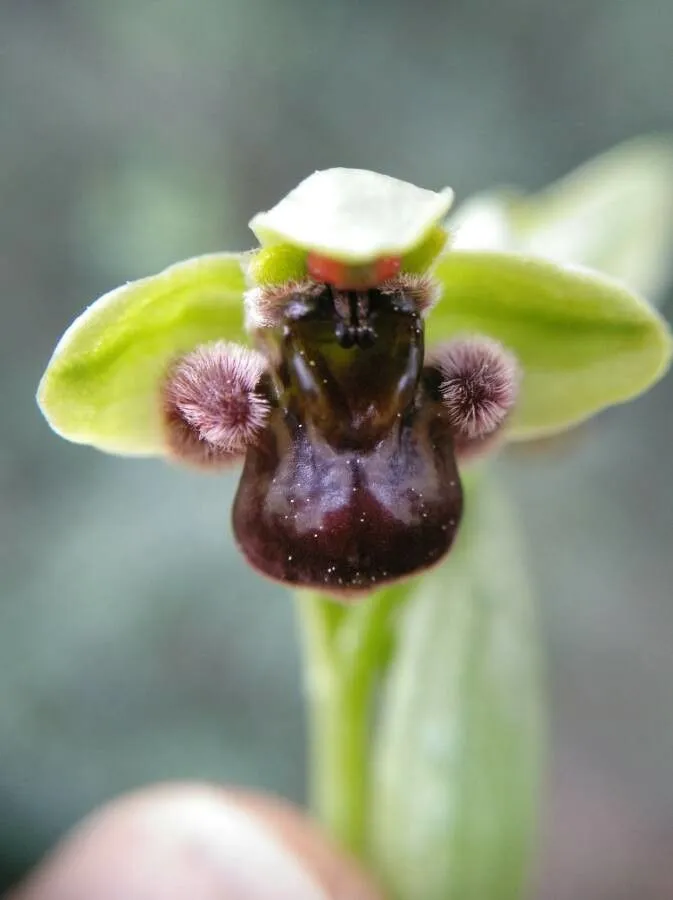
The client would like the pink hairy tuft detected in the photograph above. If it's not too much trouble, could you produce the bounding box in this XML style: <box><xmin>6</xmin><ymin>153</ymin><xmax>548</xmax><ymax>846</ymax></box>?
<box><xmin>435</xmin><ymin>336</ymin><xmax>519</xmax><ymax>440</ymax></box>
<box><xmin>162</xmin><ymin>342</ymin><xmax>270</xmax><ymax>464</ymax></box>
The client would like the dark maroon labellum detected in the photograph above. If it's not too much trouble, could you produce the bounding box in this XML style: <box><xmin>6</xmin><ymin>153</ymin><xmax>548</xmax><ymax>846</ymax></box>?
<box><xmin>232</xmin><ymin>286</ymin><xmax>463</xmax><ymax>595</ymax></box>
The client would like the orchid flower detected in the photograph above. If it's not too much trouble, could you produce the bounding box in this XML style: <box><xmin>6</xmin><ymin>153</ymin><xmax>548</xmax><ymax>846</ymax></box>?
<box><xmin>36</xmin><ymin>164</ymin><xmax>672</xmax><ymax>900</ymax></box>
<box><xmin>37</xmin><ymin>167</ymin><xmax>671</xmax><ymax>593</ymax></box>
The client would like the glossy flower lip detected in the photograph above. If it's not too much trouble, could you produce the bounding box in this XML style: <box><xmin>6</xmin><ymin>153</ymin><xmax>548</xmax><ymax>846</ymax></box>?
<box><xmin>36</xmin><ymin>168</ymin><xmax>672</xmax><ymax>457</ymax></box>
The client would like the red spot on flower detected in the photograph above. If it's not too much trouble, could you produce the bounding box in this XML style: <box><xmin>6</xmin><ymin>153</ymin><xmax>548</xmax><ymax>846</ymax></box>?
<box><xmin>307</xmin><ymin>253</ymin><xmax>348</xmax><ymax>286</ymax></box>
<box><xmin>373</xmin><ymin>256</ymin><xmax>401</xmax><ymax>283</ymax></box>
<box><xmin>307</xmin><ymin>252</ymin><xmax>401</xmax><ymax>289</ymax></box>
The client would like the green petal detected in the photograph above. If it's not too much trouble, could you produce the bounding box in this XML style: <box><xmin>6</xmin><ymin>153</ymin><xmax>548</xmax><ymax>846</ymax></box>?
<box><xmin>247</xmin><ymin>243</ymin><xmax>308</xmax><ymax>286</ymax></box>
<box><xmin>37</xmin><ymin>253</ymin><xmax>248</xmax><ymax>455</ymax></box>
<box><xmin>429</xmin><ymin>251</ymin><xmax>672</xmax><ymax>439</ymax></box>
<box><xmin>400</xmin><ymin>225</ymin><xmax>449</xmax><ymax>274</ymax></box>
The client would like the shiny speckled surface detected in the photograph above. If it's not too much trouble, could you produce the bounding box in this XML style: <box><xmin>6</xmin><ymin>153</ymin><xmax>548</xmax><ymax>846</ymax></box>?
<box><xmin>234</xmin><ymin>288</ymin><xmax>462</xmax><ymax>591</ymax></box>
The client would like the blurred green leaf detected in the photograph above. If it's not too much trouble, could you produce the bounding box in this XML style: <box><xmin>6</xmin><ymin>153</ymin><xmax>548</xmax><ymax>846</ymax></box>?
<box><xmin>515</xmin><ymin>137</ymin><xmax>673</xmax><ymax>301</ymax></box>
<box><xmin>37</xmin><ymin>253</ymin><xmax>248</xmax><ymax>455</ymax></box>
<box><xmin>370</xmin><ymin>476</ymin><xmax>544</xmax><ymax>900</ymax></box>
<box><xmin>451</xmin><ymin>137</ymin><xmax>673</xmax><ymax>303</ymax></box>
<box><xmin>429</xmin><ymin>250</ymin><xmax>672</xmax><ymax>439</ymax></box>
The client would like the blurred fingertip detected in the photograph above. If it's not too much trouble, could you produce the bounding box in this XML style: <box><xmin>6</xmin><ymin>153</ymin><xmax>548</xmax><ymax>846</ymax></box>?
<box><xmin>10</xmin><ymin>782</ymin><xmax>381</xmax><ymax>900</ymax></box>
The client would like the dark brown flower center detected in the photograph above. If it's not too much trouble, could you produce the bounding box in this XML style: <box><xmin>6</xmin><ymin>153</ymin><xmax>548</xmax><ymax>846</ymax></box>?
<box><xmin>232</xmin><ymin>285</ymin><xmax>463</xmax><ymax>595</ymax></box>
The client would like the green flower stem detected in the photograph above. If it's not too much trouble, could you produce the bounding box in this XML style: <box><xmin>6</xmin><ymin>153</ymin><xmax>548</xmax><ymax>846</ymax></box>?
<box><xmin>302</xmin><ymin>621</ymin><xmax>371</xmax><ymax>857</ymax></box>
<box><xmin>295</xmin><ymin>585</ymin><xmax>408</xmax><ymax>858</ymax></box>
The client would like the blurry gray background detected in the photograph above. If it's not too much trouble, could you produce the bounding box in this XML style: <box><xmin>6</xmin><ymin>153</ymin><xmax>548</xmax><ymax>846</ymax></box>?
<box><xmin>1</xmin><ymin>1</ymin><xmax>672</xmax><ymax>897</ymax></box>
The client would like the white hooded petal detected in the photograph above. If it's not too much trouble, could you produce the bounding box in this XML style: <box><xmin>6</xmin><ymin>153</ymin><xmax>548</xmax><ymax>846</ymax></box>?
<box><xmin>249</xmin><ymin>168</ymin><xmax>454</xmax><ymax>263</ymax></box>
